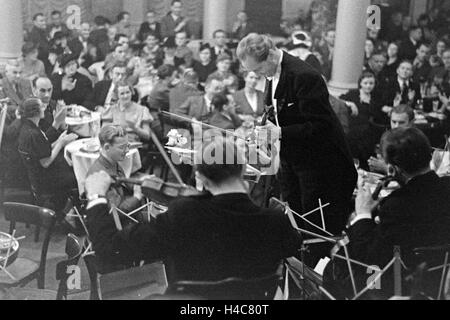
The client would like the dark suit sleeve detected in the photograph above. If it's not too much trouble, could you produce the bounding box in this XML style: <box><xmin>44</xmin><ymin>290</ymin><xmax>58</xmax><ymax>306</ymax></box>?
<box><xmin>86</xmin><ymin>203</ymin><xmax>170</xmax><ymax>263</ymax></box>
<box><xmin>84</xmin><ymin>83</ymin><xmax>101</xmax><ymax>111</ymax></box>
<box><xmin>280</xmin><ymin>73</ymin><xmax>335</xmax><ymax>143</ymax></box>
<box><xmin>71</xmin><ymin>75</ymin><xmax>93</xmax><ymax>105</ymax></box>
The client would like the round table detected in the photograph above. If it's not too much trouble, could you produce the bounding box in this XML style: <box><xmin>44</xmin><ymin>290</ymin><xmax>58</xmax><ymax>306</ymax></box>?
<box><xmin>64</xmin><ymin>138</ymin><xmax>142</xmax><ymax>194</ymax></box>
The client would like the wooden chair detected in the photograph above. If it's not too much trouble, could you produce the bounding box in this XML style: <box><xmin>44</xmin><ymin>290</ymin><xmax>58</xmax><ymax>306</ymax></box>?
<box><xmin>0</xmin><ymin>202</ymin><xmax>56</xmax><ymax>289</ymax></box>
<box><xmin>83</xmin><ymin>255</ymin><xmax>168</xmax><ymax>300</ymax></box>
<box><xmin>0</xmin><ymin>234</ymin><xmax>84</xmax><ymax>300</ymax></box>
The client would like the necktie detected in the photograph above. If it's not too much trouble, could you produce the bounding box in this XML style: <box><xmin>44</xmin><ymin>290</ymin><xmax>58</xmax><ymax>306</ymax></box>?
<box><xmin>265</xmin><ymin>79</ymin><xmax>273</xmax><ymax>107</ymax></box>
<box><xmin>15</xmin><ymin>83</ymin><xmax>23</xmax><ymax>100</ymax></box>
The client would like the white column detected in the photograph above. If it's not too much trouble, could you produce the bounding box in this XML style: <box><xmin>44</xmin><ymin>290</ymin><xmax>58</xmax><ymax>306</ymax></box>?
<box><xmin>203</xmin><ymin>0</ymin><xmax>228</xmax><ymax>40</ymax></box>
<box><xmin>328</xmin><ymin>0</ymin><xmax>371</xmax><ymax>96</ymax></box>
<box><xmin>0</xmin><ymin>0</ymin><xmax>23</xmax><ymax>63</ymax></box>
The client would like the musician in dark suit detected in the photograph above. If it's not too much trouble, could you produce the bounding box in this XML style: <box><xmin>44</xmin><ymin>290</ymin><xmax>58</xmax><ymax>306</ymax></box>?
<box><xmin>237</xmin><ymin>34</ymin><xmax>357</xmax><ymax>238</ymax></box>
<box><xmin>344</xmin><ymin>128</ymin><xmax>450</xmax><ymax>296</ymax></box>
<box><xmin>85</xmin><ymin>137</ymin><xmax>302</xmax><ymax>280</ymax></box>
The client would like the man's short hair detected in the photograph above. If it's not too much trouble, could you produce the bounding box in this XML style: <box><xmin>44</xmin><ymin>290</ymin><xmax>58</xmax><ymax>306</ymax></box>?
<box><xmin>409</xmin><ymin>25</ymin><xmax>421</xmax><ymax>33</ymax></box>
<box><xmin>211</xmin><ymin>93</ymin><xmax>229</xmax><ymax>112</ymax></box>
<box><xmin>171</xmin><ymin>0</ymin><xmax>182</xmax><ymax>6</ymax></box>
<box><xmin>117</xmin><ymin>11</ymin><xmax>129</xmax><ymax>22</ymax></box>
<box><xmin>391</xmin><ymin>104</ymin><xmax>415</xmax><ymax>122</ymax></box>
<box><xmin>19</xmin><ymin>98</ymin><xmax>41</xmax><ymax>119</ymax></box>
<box><xmin>195</xmin><ymin>136</ymin><xmax>245</xmax><ymax>184</ymax></box>
<box><xmin>33</xmin><ymin>13</ymin><xmax>44</xmax><ymax>21</ymax></box>
<box><xmin>32</xmin><ymin>76</ymin><xmax>52</xmax><ymax>89</ymax></box>
<box><xmin>236</xmin><ymin>33</ymin><xmax>275</xmax><ymax>63</ymax></box>
<box><xmin>213</xmin><ymin>29</ymin><xmax>226</xmax><ymax>38</ymax></box>
<box><xmin>115</xmin><ymin>34</ymin><xmax>128</xmax><ymax>42</ymax></box>
<box><xmin>157</xmin><ymin>64</ymin><xmax>176</xmax><ymax>80</ymax></box>
<box><xmin>398</xmin><ymin>59</ymin><xmax>413</xmax><ymax>68</ymax></box>
<box><xmin>381</xmin><ymin>127</ymin><xmax>432</xmax><ymax>175</ymax></box>
<box><xmin>51</xmin><ymin>10</ymin><xmax>61</xmax><ymax>16</ymax></box>
<box><xmin>205</xmin><ymin>74</ymin><xmax>224</xmax><ymax>87</ymax></box>
<box><xmin>99</xmin><ymin>125</ymin><xmax>127</xmax><ymax>146</ymax></box>
<box><xmin>94</xmin><ymin>16</ymin><xmax>108</xmax><ymax>27</ymax></box>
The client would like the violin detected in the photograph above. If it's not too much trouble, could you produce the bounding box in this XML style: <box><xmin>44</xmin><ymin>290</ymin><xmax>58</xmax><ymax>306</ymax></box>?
<box><xmin>113</xmin><ymin>176</ymin><xmax>206</xmax><ymax>206</ymax></box>
<box><xmin>371</xmin><ymin>175</ymin><xmax>397</xmax><ymax>200</ymax></box>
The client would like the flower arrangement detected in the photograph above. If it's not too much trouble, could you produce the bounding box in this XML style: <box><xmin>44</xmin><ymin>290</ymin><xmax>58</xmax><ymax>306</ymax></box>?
<box><xmin>166</xmin><ymin>129</ymin><xmax>188</xmax><ymax>148</ymax></box>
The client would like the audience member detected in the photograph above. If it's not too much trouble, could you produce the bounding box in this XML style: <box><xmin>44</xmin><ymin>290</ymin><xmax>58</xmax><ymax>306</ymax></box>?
<box><xmin>192</xmin><ymin>43</ymin><xmax>217</xmax><ymax>87</ymax></box>
<box><xmin>412</xmin><ymin>42</ymin><xmax>432</xmax><ymax>84</ymax></box>
<box><xmin>233</xmin><ymin>71</ymin><xmax>264</xmax><ymax>117</ymax></box>
<box><xmin>28</xmin><ymin>13</ymin><xmax>51</xmax><ymax>74</ymax></box>
<box><xmin>161</xmin><ymin>0</ymin><xmax>189</xmax><ymax>39</ymax></box>
<box><xmin>398</xmin><ymin>25</ymin><xmax>423</xmax><ymax>61</ymax></box>
<box><xmin>115</xmin><ymin>11</ymin><xmax>134</xmax><ymax>40</ymax></box>
<box><xmin>169</xmin><ymin>69</ymin><xmax>201</xmax><ymax>113</ymax></box>
<box><xmin>232</xmin><ymin>11</ymin><xmax>253</xmax><ymax>40</ymax></box>
<box><xmin>19</xmin><ymin>42</ymin><xmax>46</xmax><ymax>81</ymax></box>
<box><xmin>210</xmin><ymin>29</ymin><xmax>232</xmax><ymax>62</ymax></box>
<box><xmin>138</xmin><ymin>10</ymin><xmax>161</xmax><ymax>42</ymax></box>
<box><xmin>51</xmin><ymin>53</ymin><xmax>93</xmax><ymax>105</ymax></box>
<box><xmin>101</xmin><ymin>82</ymin><xmax>152</xmax><ymax>143</ymax></box>
<box><xmin>315</xmin><ymin>27</ymin><xmax>335</xmax><ymax>80</ymax></box>
<box><xmin>209</xmin><ymin>93</ymin><xmax>242</xmax><ymax>130</ymax></box>
<box><xmin>47</xmin><ymin>10</ymin><xmax>70</xmax><ymax>40</ymax></box>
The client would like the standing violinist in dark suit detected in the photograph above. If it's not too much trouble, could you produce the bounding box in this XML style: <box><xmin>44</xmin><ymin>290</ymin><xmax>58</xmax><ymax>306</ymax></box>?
<box><xmin>237</xmin><ymin>34</ymin><xmax>357</xmax><ymax>239</ymax></box>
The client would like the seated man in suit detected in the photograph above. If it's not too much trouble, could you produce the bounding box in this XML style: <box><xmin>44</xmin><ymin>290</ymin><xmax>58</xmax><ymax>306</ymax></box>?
<box><xmin>382</xmin><ymin>60</ymin><xmax>421</xmax><ymax>119</ymax></box>
<box><xmin>210</xmin><ymin>29</ymin><xmax>233</xmax><ymax>63</ymax></box>
<box><xmin>85</xmin><ymin>136</ymin><xmax>302</xmax><ymax>282</ymax></box>
<box><xmin>209</xmin><ymin>93</ymin><xmax>243</xmax><ymax>130</ymax></box>
<box><xmin>0</xmin><ymin>60</ymin><xmax>33</xmax><ymax>125</ymax></box>
<box><xmin>169</xmin><ymin>69</ymin><xmax>202</xmax><ymax>112</ymax></box>
<box><xmin>87</xmin><ymin>125</ymin><xmax>144</xmax><ymax>215</ymax></box>
<box><xmin>338</xmin><ymin>127</ymin><xmax>450</xmax><ymax>297</ymax></box>
<box><xmin>84</xmin><ymin>61</ymin><xmax>129</xmax><ymax>111</ymax></box>
<box><xmin>174</xmin><ymin>74</ymin><xmax>224</xmax><ymax>127</ymax></box>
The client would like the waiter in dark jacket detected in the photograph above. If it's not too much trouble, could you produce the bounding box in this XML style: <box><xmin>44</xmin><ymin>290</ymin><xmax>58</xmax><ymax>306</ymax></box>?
<box><xmin>237</xmin><ymin>34</ymin><xmax>357</xmax><ymax>237</ymax></box>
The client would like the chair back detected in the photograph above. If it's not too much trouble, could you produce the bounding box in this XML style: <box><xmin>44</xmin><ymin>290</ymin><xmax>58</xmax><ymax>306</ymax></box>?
<box><xmin>3</xmin><ymin>202</ymin><xmax>57</xmax><ymax>288</ymax></box>
<box><xmin>55</xmin><ymin>234</ymin><xmax>83</xmax><ymax>300</ymax></box>
<box><xmin>96</xmin><ymin>262</ymin><xmax>168</xmax><ymax>300</ymax></box>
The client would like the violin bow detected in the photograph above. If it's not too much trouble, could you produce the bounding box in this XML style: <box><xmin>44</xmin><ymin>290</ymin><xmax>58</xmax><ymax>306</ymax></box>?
<box><xmin>162</xmin><ymin>111</ymin><xmax>247</xmax><ymax>142</ymax></box>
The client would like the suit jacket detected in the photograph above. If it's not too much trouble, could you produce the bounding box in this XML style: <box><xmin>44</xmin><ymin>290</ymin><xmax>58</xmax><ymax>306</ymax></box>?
<box><xmin>147</xmin><ymin>81</ymin><xmax>170</xmax><ymax>112</ymax></box>
<box><xmin>399</xmin><ymin>39</ymin><xmax>419</xmax><ymax>61</ymax></box>
<box><xmin>210</xmin><ymin>46</ymin><xmax>233</xmax><ymax>63</ymax></box>
<box><xmin>138</xmin><ymin>22</ymin><xmax>162</xmax><ymax>42</ymax></box>
<box><xmin>160</xmin><ymin>13</ymin><xmax>186</xmax><ymax>39</ymax></box>
<box><xmin>51</xmin><ymin>72</ymin><xmax>93</xmax><ymax>106</ymax></box>
<box><xmin>209</xmin><ymin>111</ymin><xmax>243</xmax><ymax>130</ymax></box>
<box><xmin>0</xmin><ymin>77</ymin><xmax>33</xmax><ymax>126</ymax></box>
<box><xmin>86</xmin><ymin>193</ymin><xmax>302</xmax><ymax>280</ymax></box>
<box><xmin>268</xmin><ymin>52</ymin><xmax>355</xmax><ymax>176</ymax></box>
<box><xmin>233</xmin><ymin>89</ymin><xmax>265</xmax><ymax>117</ymax></box>
<box><xmin>83</xmin><ymin>80</ymin><xmax>113</xmax><ymax>111</ymax></box>
<box><xmin>169</xmin><ymin>83</ymin><xmax>202</xmax><ymax>112</ymax></box>
<box><xmin>383</xmin><ymin>78</ymin><xmax>421</xmax><ymax>108</ymax></box>
<box><xmin>176</xmin><ymin>95</ymin><xmax>212</xmax><ymax>123</ymax></box>
<box><xmin>349</xmin><ymin>172</ymin><xmax>450</xmax><ymax>268</ymax></box>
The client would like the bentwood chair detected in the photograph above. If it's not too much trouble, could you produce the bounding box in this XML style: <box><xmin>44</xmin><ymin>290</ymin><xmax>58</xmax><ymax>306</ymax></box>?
<box><xmin>0</xmin><ymin>234</ymin><xmax>84</xmax><ymax>300</ymax></box>
<box><xmin>0</xmin><ymin>202</ymin><xmax>56</xmax><ymax>289</ymax></box>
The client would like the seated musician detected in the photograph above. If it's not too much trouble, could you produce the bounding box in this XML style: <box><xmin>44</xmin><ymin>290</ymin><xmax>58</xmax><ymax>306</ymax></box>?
<box><xmin>86</xmin><ymin>125</ymin><xmax>144</xmax><ymax>214</ymax></box>
<box><xmin>85</xmin><ymin>136</ymin><xmax>301</xmax><ymax>282</ymax></box>
<box><xmin>208</xmin><ymin>93</ymin><xmax>243</xmax><ymax>130</ymax></box>
<box><xmin>333</xmin><ymin>127</ymin><xmax>450</xmax><ymax>297</ymax></box>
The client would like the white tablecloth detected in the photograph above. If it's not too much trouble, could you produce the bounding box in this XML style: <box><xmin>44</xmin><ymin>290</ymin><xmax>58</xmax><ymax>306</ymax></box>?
<box><xmin>65</xmin><ymin>138</ymin><xmax>142</xmax><ymax>194</ymax></box>
<box><xmin>66</xmin><ymin>110</ymin><xmax>101</xmax><ymax>138</ymax></box>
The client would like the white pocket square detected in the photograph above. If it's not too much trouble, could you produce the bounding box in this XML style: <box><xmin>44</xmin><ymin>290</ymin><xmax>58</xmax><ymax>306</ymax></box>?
<box><xmin>287</xmin><ymin>103</ymin><xmax>295</xmax><ymax>107</ymax></box>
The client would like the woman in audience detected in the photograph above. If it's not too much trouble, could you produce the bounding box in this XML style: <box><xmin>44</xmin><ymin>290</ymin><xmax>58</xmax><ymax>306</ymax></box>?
<box><xmin>233</xmin><ymin>71</ymin><xmax>265</xmax><ymax>118</ymax></box>
<box><xmin>17</xmin><ymin>98</ymin><xmax>78</xmax><ymax>213</ymax></box>
<box><xmin>435</xmin><ymin>38</ymin><xmax>447</xmax><ymax>59</ymax></box>
<box><xmin>101</xmin><ymin>82</ymin><xmax>153</xmax><ymax>143</ymax></box>
<box><xmin>380</xmin><ymin>42</ymin><xmax>400</xmax><ymax>83</ymax></box>
<box><xmin>192</xmin><ymin>43</ymin><xmax>216</xmax><ymax>88</ymax></box>
<box><xmin>340</xmin><ymin>71</ymin><xmax>382</xmax><ymax>167</ymax></box>
<box><xmin>19</xmin><ymin>42</ymin><xmax>46</xmax><ymax>81</ymax></box>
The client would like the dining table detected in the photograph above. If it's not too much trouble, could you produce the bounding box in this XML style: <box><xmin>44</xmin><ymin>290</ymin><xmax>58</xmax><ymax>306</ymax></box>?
<box><xmin>64</xmin><ymin>138</ymin><xmax>142</xmax><ymax>194</ymax></box>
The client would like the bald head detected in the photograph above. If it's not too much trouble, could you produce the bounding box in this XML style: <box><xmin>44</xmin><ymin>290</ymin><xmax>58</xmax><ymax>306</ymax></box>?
<box><xmin>33</xmin><ymin>77</ymin><xmax>53</xmax><ymax>104</ymax></box>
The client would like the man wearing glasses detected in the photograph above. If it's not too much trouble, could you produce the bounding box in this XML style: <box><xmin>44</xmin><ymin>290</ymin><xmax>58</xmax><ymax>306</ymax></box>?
<box><xmin>87</xmin><ymin>125</ymin><xmax>144</xmax><ymax>214</ymax></box>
